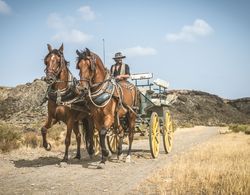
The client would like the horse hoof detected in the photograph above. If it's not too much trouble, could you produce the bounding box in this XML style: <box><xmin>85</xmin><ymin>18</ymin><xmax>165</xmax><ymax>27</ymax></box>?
<box><xmin>44</xmin><ymin>143</ymin><xmax>52</xmax><ymax>151</ymax></box>
<box><xmin>61</xmin><ymin>157</ymin><xmax>68</xmax><ymax>163</ymax></box>
<box><xmin>97</xmin><ymin>162</ymin><xmax>105</xmax><ymax>169</ymax></box>
<box><xmin>59</xmin><ymin>162</ymin><xmax>68</xmax><ymax>168</ymax></box>
<box><xmin>118</xmin><ymin>153</ymin><xmax>124</xmax><ymax>161</ymax></box>
<box><xmin>74</xmin><ymin>155</ymin><xmax>81</xmax><ymax>160</ymax></box>
<box><xmin>125</xmin><ymin>155</ymin><xmax>131</xmax><ymax>163</ymax></box>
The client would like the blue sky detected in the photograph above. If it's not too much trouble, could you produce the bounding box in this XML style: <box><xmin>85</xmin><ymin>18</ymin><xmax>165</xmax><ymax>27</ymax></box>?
<box><xmin>0</xmin><ymin>0</ymin><xmax>249</xmax><ymax>99</ymax></box>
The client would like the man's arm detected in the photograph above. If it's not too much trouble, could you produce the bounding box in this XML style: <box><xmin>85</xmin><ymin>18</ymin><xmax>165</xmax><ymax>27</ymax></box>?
<box><xmin>110</xmin><ymin>65</ymin><xmax>114</xmax><ymax>77</ymax></box>
<box><xmin>116</xmin><ymin>64</ymin><xmax>130</xmax><ymax>80</ymax></box>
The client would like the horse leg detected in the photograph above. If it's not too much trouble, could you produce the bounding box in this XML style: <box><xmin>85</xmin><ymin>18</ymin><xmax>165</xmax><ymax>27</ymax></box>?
<box><xmin>73</xmin><ymin>121</ymin><xmax>81</xmax><ymax>159</ymax></box>
<box><xmin>41</xmin><ymin>116</ymin><xmax>56</xmax><ymax>151</ymax></box>
<box><xmin>99</xmin><ymin>127</ymin><xmax>109</xmax><ymax>163</ymax></box>
<box><xmin>62</xmin><ymin>118</ymin><xmax>73</xmax><ymax>162</ymax></box>
<box><xmin>126</xmin><ymin>113</ymin><xmax>136</xmax><ymax>163</ymax></box>
<box><xmin>84</xmin><ymin>118</ymin><xmax>94</xmax><ymax>158</ymax></box>
<box><xmin>98</xmin><ymin>115</ymin><xmax>113</xmax><ymax>167</ymax></box>
<box><xmin>117</xmin><ymin>125</ymin><xmax>124</xmax><ymax>161</ymax></box>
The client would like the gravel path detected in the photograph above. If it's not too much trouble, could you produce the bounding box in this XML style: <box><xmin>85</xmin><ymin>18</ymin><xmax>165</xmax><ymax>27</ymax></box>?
<box><xmin>0</xmin><ymin>126</ymin><xmax>220</xmax><ymax>194</ymax></box>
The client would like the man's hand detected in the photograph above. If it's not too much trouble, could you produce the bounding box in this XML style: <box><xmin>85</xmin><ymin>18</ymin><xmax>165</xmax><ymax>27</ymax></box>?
<box><xmin>116</xmin><ymin>75</ymin><xmax>122</xmax><ymax>80</ymax></box>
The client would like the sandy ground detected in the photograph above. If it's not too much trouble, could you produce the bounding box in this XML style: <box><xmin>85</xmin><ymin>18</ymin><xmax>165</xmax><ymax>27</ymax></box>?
<box><xmin>0</xmin><ymin>126</ymin><xmax>222</xmax><ymax>195</ymax></box>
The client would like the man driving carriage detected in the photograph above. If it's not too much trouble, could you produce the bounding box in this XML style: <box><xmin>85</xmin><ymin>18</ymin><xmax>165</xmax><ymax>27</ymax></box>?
<box><xmin>110</xmin><ymin>52</ymin><xmax>130</xmax><ymax>81</ymax></box>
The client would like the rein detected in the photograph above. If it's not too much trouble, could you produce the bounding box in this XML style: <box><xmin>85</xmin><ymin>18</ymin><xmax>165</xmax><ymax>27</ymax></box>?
<box><xmin>79</xmin><ymin>53</ymin><xmax>116</xmax><ymax>107</ymax></box>
<box><xmin>43</xmin><ymin>51</ymin><xmax>80</xmax><ymax>105</ymax></box>
<box><xmin>44</xmin><ymin>51</ymin><xmax>68</xmax><ymax>83</ymax></box>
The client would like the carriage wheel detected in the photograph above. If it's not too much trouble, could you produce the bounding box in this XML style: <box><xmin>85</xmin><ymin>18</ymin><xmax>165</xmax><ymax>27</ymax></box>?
<box><xmin>163</xmin><ymin>111</ymin><xmax>173</xmax><ymax>153</ymax></box>
<box><xmin>149</xmin><ymin>112</ymin><xmax>160</xmax><ymax>158</ymax></box>
<box><xmin>107</xmin><ymin>132</ymin><xmax>119</xmax><ymax>154</ymax></box>
<box><xmin>93</xmin><ymin>129</ymin><xmax>100</xmax><ymax>155</ymax></box>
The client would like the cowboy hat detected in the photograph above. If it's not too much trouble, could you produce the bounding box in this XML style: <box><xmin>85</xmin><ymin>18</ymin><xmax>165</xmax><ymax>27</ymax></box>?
<box><xmin>113</xmin><ymin>52</ymin><xmax>126</xmax><ymax>59</ymax></box>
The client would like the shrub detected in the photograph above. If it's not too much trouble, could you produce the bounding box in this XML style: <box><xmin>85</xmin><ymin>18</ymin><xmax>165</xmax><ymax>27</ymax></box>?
<box><xmin>48</xmin><ymin>124</ymin><xmax>64</xmax><ymax>141</ymax></box>
<box><xmin>0</xmin><ymin>123</ymin><xmax>22</xmax><ymax>152</ymax></box>
<box><xmin>23</xmin><ymin>131</ymin><xmax>39</xmax><ymax>148</ymax></box>
<box><xmin>229</xmin><ymin>124</ymin><xmax>249</xmax><ymax>133</ymax></box>
<box><xmin>245</xmin><ymin>126</ymin><xmax>250</xmax><ymax>135</ymax></box>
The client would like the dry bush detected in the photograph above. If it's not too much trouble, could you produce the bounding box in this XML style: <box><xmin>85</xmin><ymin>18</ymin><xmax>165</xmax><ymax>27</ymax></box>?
<box><xmin>245</xmin><ymin>126</ymin><xmax>250</xmax><ymax>135</ymax></box>
<box><xmin>47</xmin><ymin>123</ymin><xmax>66</xmax><ymax>146</ymax></box>
<box><xmin>229</xmin><ymin>124</ymin><xmax>250</xmax><ymax>134</ymax></box>
<box><xmin>23</xmin><ymin>131</ymin><xmax>40</xmax><ymax>148</ymax></box>
<box><xmin>136</xmin><ymin>133</ymin><xmax>250</xmax><ymax>194</ymax></box>
<box><xmin>0</xmin><ymin>122</ymin><xmax>22</xmax><ymax>152</ymax></box>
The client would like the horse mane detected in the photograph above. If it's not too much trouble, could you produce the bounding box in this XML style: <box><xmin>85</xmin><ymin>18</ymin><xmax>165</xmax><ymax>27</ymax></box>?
<box><xmin>76</xmin><ymin>48</ymin><xmax>91</xmax><ymax>63</ymax></box>
<box><xmin>44</xmin><ymin>49</ymin><xmax>69</xmax><ymax>66</ymax></box>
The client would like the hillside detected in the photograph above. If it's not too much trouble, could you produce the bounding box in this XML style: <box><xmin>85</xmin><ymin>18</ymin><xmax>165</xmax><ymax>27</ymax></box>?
<box><xmin>166</xmin><ymin>90</ymin><xmax>250</xmax><ymax>127</ymax></box>
<box><xmin>0</xmin><ymin>80</ymin><xmax>249</xmax><ymax>128</ymax></box>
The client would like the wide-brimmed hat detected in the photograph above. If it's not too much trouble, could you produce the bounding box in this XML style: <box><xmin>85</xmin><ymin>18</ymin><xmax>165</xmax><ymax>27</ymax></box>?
<box><xmin>113</xmin><ymin>52</ymin><xmax>126</xmax><ymax>59</ymax></box>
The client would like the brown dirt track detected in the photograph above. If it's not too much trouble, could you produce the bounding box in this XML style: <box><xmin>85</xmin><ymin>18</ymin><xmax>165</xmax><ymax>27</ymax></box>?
<box><xmin>0</xmin><ymin>126</ymin><xmax>221</xmax><ymax>194</ymax></box>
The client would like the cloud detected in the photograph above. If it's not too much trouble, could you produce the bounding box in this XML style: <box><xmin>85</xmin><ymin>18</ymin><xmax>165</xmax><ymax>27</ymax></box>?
<box><xmin>77</xmin><ymin>6</ymin><xmax>95</xmax><ymax>21</ymax></box>
<box><xmin>47</xmin><ymin>13</ymin><xmax>65</xmax><ymax>29</ymax></box>
<box><xmin>0</xmin><ymin>0</ymin><xmax>11</xmax><ymax>15</ymax></box>
<box><xmin>165</xmin><ymin>19</ymin><xmax>213</xmax><ymax>42</ymax></box>
<box><xmin>122</xmin><ymin>46</ymin><xmax>157</xmax><ymax>57</ymax></box>
<box><xmin>47</xmin><ymin>5</ymin><xmax>95</xmax><ymax>43</ymax></box>
<box><xmin>52</xmin><ymin>29</ymin><xmax>92</xmax><ymax>44</ymax></box>
<box><xmin>47</xmin><ymin>13</ymin><xmax>76</xmax><ymax>30</ymax></box>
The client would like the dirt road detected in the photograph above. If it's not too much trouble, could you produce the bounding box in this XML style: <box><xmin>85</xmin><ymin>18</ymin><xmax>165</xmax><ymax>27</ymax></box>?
<box><xmin>0</xmin><ymin>126</ymin><xmax>221</xmax><ymax>194</ymax></box>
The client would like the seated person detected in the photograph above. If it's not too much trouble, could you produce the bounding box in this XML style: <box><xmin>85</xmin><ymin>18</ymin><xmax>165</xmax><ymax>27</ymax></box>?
<box><xmin>110</xmin><ymin>52</ymin><xmax>130</xmax><ymax>81</ymax></box>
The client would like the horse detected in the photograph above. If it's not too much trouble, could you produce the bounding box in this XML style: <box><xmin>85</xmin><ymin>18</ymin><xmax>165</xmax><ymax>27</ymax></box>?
<box><xmin>76</xmin><ymin>48</ymin><xmax>139</xmax><ymax>168</ymax></box>
<box><xmin>41</xmin><ymin>44</ymin><xmax>94</xmax><ymax>162</ymax></box>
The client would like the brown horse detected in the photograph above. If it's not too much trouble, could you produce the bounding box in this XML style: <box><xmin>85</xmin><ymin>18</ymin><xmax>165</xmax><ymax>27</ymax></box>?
<box><xmin>41</xmin><ymin>44</ymin><xmax>94</xmax><ymax>162</ymax></box>
<box><xmin>76</xmin><ymin>48</ymin><xmax>139</xmax><ymax>167</ymax></box>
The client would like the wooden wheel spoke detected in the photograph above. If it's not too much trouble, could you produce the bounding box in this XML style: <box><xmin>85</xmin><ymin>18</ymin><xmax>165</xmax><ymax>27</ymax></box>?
<box><xmin>163</xmin><ymin>111</ymin><xmax>174</xmax><ymax>154</ymax></box>
<box><xmin>149</xmin><ymin>112</ymin><xmax>160</xmax><ymax>158</ymax></box>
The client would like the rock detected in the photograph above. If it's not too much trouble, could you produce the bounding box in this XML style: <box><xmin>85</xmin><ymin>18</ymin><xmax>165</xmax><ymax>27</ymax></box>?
<box><xmin>0</xmin><ymin>80</ymin><xmax>250</xmax><ymax>129</ymax></box>
<box><xmin>166</xmin><ymin>90</ymin><xmax>250</xmax><ymax>127</ymax></box>
<box><xmin>0</xmin><ymin>79</ymin><xmax>48</xmax><ymax>126</ymax></box>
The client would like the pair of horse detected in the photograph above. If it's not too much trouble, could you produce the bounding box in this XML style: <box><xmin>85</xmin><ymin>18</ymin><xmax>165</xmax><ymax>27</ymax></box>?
<box><xmin>42</xmin><ymin>44</ymin><xmax>139</xmax><ymax>167</ymax></box>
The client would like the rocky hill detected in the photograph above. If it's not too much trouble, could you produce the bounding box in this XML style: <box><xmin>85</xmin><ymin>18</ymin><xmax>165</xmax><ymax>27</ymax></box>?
<box><xmin>0</xmin><ymin>80</ymin><xmax>249</xmax><ymax>128</ymax></box>
<box><xmin>165</xmin><ymin>90</ymin><xmax>250</xmax><ymax>127</ymax></box>
<box><xmin>0</xmin><ymin>80</ymin><xmax>48</xmax><ymax>126</ymax></box>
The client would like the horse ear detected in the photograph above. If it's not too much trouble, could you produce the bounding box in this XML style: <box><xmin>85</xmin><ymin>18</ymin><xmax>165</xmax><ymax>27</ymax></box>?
<box><xmin>76</xmin><ymin>49</ymin><xmax>81</xmax><ymax>56</ymax></box>
<box><xmin>76</xmin><ymin>63</ymin><xmax>79</xmax><ymax>69</ymax></box>
<box><xmin>47</xmin><ymin>44</ymin><xmax>52</xmax><ymax>52</ymax></box>
<box><xmin>59</xmin><ymin>43</ymin><xmax>64</xmax><ymax>53</ymax></box>
<box><xmin>85</xmin><ymin>48</ymin><xmax>91</xmax><ymax>56</ymax></box>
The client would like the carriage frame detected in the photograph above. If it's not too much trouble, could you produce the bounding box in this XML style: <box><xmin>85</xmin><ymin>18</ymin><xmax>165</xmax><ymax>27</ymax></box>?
<box><xmin>105</xmin><ymin>73</ymin><xmax>174</xmax><ymax>158</ymax></box>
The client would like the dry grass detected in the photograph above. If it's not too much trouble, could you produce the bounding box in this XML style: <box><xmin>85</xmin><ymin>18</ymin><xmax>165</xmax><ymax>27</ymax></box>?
<box><xmin>23</xmin><ymin>131</ymin><xmax>40</xmax><ymax>148</ymax></box>
<box><xmin>136</xmin><ymin>133</ymin><xmax>250</xmax><ymax>194</ymax></box>
<box><xmin>229</xmin><ymin>124</ymin><xmax>250</xmax><ymax>134</ymax></box>
<box><xmin>0</xmin><ymin>120</ymin><xmax>69</xmax><ymax>152</ymax></box>
<box><xmin>0</xmin><ymin>122</ymin><xmax>22</xmax><ymax>152</ymax></box>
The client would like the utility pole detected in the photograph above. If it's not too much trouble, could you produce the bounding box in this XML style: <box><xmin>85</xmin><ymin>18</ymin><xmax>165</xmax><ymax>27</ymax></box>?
<box><xmin>102</xmin><ymin>38</ymin><xmax>106</xmax><ymax>64</ymax></box>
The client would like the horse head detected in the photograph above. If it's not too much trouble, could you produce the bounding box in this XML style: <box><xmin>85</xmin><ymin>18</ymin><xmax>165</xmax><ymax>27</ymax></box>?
<box><xmin>76</xmin><ymin>48</ymin><xmax>106</xmax><ymax>93</ymax></box>
<box><xmin>44</xmin><ymin>43</ymin><xmax>67</xmax><ymax>85</ymax></box>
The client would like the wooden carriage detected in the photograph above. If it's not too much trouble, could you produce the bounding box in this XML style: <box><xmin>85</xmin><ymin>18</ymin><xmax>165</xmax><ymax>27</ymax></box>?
<box><xmin>105</xmin><ymin>73</ymin><xmax>174</xmax><ymax>158</ymax></box>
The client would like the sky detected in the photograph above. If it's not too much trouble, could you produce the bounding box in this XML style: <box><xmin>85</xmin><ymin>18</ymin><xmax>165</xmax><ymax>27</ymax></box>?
<box><xmin>0</xmin><ymin>0</ymin><xmax>249</xmax><ymax>99</ymax></box>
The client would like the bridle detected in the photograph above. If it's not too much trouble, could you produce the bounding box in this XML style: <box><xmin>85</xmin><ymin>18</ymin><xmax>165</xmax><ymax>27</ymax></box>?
<box><xmin>78</xmin><ymin>54</ymin><xmax>97</xmax><ymax>89</ymax></box>
<box><xmin>44</xmin><ymin>51</ymin><xmax>66</xmax><ymax>84</ymax></box>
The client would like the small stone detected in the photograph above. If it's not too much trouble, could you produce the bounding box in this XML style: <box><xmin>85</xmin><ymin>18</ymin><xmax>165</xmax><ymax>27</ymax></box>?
<box><xmin>59</xmin><ymin>162</ymin><xmax>67</xmax><ymax>168</ymax></box>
